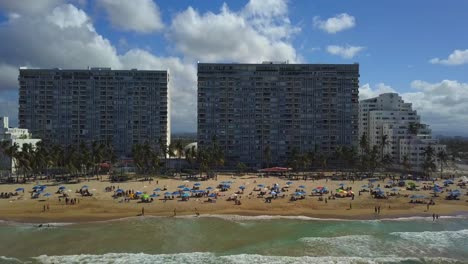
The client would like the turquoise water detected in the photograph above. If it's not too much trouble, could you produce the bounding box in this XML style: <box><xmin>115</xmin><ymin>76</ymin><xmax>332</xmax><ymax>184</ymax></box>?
<box><xmin>0</xmin><ymin>215</ymin><xmax>467</xmax><ymax>263</ymax></box>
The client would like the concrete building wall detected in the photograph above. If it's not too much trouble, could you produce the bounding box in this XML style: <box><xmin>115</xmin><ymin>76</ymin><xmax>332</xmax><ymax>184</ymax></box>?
<box><xmin>18</xmin><ymin>68</ymin><xmax>170</xmax><ymax>157</ymax></box>
<box><xmin>198</xmin><ymin>62</ymin><xmax>360</xmax><ymax>168</ymax></box>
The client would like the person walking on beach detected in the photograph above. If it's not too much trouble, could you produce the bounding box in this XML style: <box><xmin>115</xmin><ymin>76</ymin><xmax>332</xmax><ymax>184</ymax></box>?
<box><xmin>436</xmin><ymin>214</ymin><xmax>439</xmax><ymax>220</ymax></box>
<box><xmin>432</xmin><ymin>213</ymin><xmax>435</xmax><ymax>221</ymax></box>
<box><xmin>43</xmin><ymin>205</ymin><xmax>46</xmax><ymax>212</ymax></box>
<box><xmin>374</xmin><ymin>206</ymin><xmax>377</xmax><ymax>214</ymax></box>
<box><xmin>378</xmin><ymin>206</ymin><xmax>381</xmax><ymax>214</ymax></box>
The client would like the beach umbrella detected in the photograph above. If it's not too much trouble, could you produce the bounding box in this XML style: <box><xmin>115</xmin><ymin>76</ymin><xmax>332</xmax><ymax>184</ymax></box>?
<box><xmin>338</xmin><ymin>183</ymin><xmax>345</xmax><ymax>187</ymax></box>
<box><xmin>58</xmin><ymin>186</ymin><xmax>66</xmax><ymax>190</ymax></box>
<box><xmin>164</xmin><ymin>192</ymin><xmax>172</xmax><ymax>196</ymax></box>
<box><xmin>177</xmin><ymin>185</ymin><xmax>185</xmax><ymax>189</ymax></box>
<box><xmin>81</xmin><ymin>185</ymin><xmax>88</xmax><ymax>189</ymax></box>
<box><xmin>361</xmin><ymin>185</ymin><xmax>368</xmax><ymax>188</ymax></box>
<box><xmin>15</xmin><ymin>187</ymin><xmax>24</xmax><ymax>192</ymax></box>
<box><xmin>444</xmin><ymin>180</ymin><xmax>454</xmax><ymax>185</ymax></box>
<box><xmin>391</xmin><ymin>188</ymin><xmax>399</xmax><ymax>192</ymax></box>
<box><xmin>33</xmin><ymin>185</ymin><xmax>42</xmax><ymax>189</ymax></box>
<box><xmin>182</xmin><ymin>187</ymin><xmax>191</xmax><ymax>191</ymax></box>
<box><xmin>194</xmin><ymin>183</ymin><xmax>201</xmax><ymax>186</ymax></box>
<box><xmin>208</xmin><ymin>193</ymin><xmax>216</xmax><ymax>198</ymax></box>
<box><xmin>286</xmin><ymin>181</ymin><xmax>293</xmax><ymax>185</ymax></box>
<box><xmin>43</xmin><ymin>193</ymin><xmax>51</xmax><ymax>197</ymax></box>
<box><xmin>182</xmin><ymin>192</ymin><xmax>190</xmax><ymax>197</ymax></box>
<box><xmin>374</xmin><ymin>187</ymin><xmax>384</xmax><ymax>192</ymax></box>
<box><xmin>257</xmin><ymin>184</ymin><xmax>265</xmax><ymax>187</ymax></box>
<box><xmin>294</xmin><ymin>191</ymin><xmax>304</xmax><ymax>196</ymax></box>
<box><xmin>271</xmin><ymin>191</ymin><xmax>277</xmax><ymax>195</ymax></box>
<box><xmin>135</xmin><ymin>191</ymin><xmax>143</xmax><ymax>195</ymax></box>
<box><xmin>172</xmin><ymin>191</ymin><xmax>180</xmax><ymax>195</ymax></box>
<box><xmin>410</xmin><ymin>194</ymin><xmax>426</xmax><ymax>199</ymax></box>
<box><xmin>239</xmin><ymin>186</ymin><xmax>246</xmax><ymax>190</ymax></box>
<box><xmin>116</xmin><ymin>189</ymin><xmax>124</xmax><ymax>193</ymax></box>
<box><xmin>298</xmin><ymin>185</ymin><xmax>306</xmax><ymax>189</ymax></box>
<box><xmin>206</xmin><ymin>187</ymin><xmax>213</xmax><ymax>190</ymax></box>
<box><xmin>150</xmin><ymin>193</ymin><xmax>159</xmax><ymax>198</ymax></box>
<box><xmin>153</xmin><ymin>188</ymin><xmax>161</xmax><ymax>192</ymax></box>
<box><xmin>388</xmin><ymin>180</ymin><xmax>393</xmax><ymax>184</ymax></box>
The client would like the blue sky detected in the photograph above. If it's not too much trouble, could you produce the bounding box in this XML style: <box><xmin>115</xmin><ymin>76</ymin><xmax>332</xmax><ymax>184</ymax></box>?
<box><xmin>0</xmin><ymin>0</ymin><xmax>467</xmax><ymax>135</ymax></box>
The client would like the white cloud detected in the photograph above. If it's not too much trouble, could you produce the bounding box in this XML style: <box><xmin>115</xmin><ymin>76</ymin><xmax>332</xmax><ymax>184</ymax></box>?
<box><xmin>430</xmin><ymin>49</ymin><xmax>468</xmax><ymax>65</ymax></box>
<box><xmin>326</xmin><ymin>45</ymin><xmax>364</xmax><ymax>59</ymax></box>
<box><xmin>97</xmin><ymin>0</ymin><xmax>164</xmax><ymax>33</ymax></box>
<box><xmin>0</xmin><ymin>0</ymin><xmax>63</xmax><ymax>15</ymax></box>
<box><xmin>0</xmin><ymin>0</ymin><xmax>301</xmax><ymax>132</ymax></box>
<box><xmin>359</xmin><ymin>83</ymin><xmax>396</xmax><ymax>100</ymax></box>
<box><xmin>359</xmin><ymin>81</ymin><xmax>468</xmax><ymax>135</ymax></box>
<box><xmin>313</xmin><ymin>13</ymin><xmax>355</xmax><ymax>34</ymax></box>
<box><xmin>168</xmin><ymin>2</ymin><xmax>300</xmax><ymax>63</ymax></box>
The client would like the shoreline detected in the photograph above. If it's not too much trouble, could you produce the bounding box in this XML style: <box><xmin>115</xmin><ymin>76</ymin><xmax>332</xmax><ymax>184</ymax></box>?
<box><xmin>1</xmin><ymin>209</ymin><xmax>467</xmax><ymax>224</ymax></box>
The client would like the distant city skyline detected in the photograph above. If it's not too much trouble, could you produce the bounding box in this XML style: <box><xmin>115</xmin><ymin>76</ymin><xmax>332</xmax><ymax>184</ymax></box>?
<box><xmin>0</xmin><ymin>0</ymin><xmax>467</xmax><ymax>136</ymax></box>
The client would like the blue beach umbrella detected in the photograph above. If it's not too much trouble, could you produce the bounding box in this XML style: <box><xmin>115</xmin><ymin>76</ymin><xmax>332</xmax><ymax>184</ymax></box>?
<box><xmin>81</xmin><ymin>185</ymin><xmax>88</xmax><ymax>189</ymax></box>
<box><xmin>164</xmin><ymin>192</ymin><xmax>172</xmax><ymax>196</ymax></box>
<box><xmin>206</xmin><ymin>187</ymin><xmax>213</xmax><ymax>190</ymax></box>
<box><xmin>150</xmin><ymin>193</ymin><xmax>159</xmax><ymax>198</ymax></box>
<box><xmin>182</xmin><ymin>192</ymin><xmax>190</xmax><ymax>197</ymax></box>
<box><xmin>294</xmin><ymin>191</ymin><xmax>304</xmax><ymax>196</ymax></box>
<box><xmin>361</xmin><ymin>185</ymin><xmax>368</xmax><ymax>188</ymax></box>
<box><xmin>338</xmin><ymin>183</ymin><xmax>345</xmax><ymax>187</ymax></box>
<box><xmin>257</xmin><ymin>184</ymin><xmax>265</xmax><ymax>187</ymax></box>
<box><xmin>271</xmin><ymin>191</ymin><xmax>277</xmax><ymax>195</ymax></box>
<box><xmin>58</xmin><ymin>186</ymin><xmax>66</xmax><ymax>190</ymax></box>
<box><xmin>15</xmin><ymin>187</ymin><xmax>24</xmax><ymax>192</ymax></box>
<box><xmin>135</xmin><ymin>191</ymin><xmax>143</xmax><ymax>195</ymax></box>
<box><xmin>172</xmin><ymin>191</ymin><xmax>180</xmax><ymax>195</ymax></box>
<box><xmin>194</xmin><ymin>183</ymin><xmax>201</xmax><ymax>186</ymax></box>
<box><xmin>182</xmin><ymin>187</ymin><xmax>191</xmax><ymax>191</ymax></box>
<box><xmin>286</xmin><ymin>181</ymin><xmax>293</xmax><ymax>185</ymax></box>
<box><xmin>391</xmin><ymin>188</ymin><xmax>399</xmax><ymax>192</ymax></box>
<box><xmin>444</xmin><ymin>180</ymin><xmax>454</xmax><ymax>185</ymax></box>
<box><xmin>153</xmin><ymin>188</ymin><xmax>161</xmax><ymax>192</ymax></box>
<box><xmin>177</xmin><ymin>185</ymin><xmax>185</xmax><ymax>189</ymax></box>
<box><xmin>298</xmin><ymin>185</ymin><xmax>306</xmax><ymax>189</ymax></box>
<box><xmin>239</xmin><ymin>186</ymin><xmax>246</xmax><ymax>190</ymax></box>
<box><xmin>43</xmin><ymin>193</ymin><xmax>51</xmax><ymax>197</ymax></box>
<box><xmin>116</xmin><ymin>189</ymin><xmax>124</xmax><ymax>193</ymax></box>
<box><xmin>33</xmin><ymin>185</ymin><xmax>41</xmax><ymax>189</ymax></box>
<box><xmin>208</xmin><ymin>193</ymin><xmax>216</xmax><ymax>198</ymax></box>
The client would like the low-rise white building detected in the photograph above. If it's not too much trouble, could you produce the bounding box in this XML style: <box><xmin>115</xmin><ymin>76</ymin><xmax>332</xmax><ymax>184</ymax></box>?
<box><xmin>0</xmin><ymin>117</ymin><xmax>41</xmax><ymax>173</ymax></box>
<box><xmin>359</xmin><ymin>93</ymin><xmax>446</xmax><ymax>171</ymax></box>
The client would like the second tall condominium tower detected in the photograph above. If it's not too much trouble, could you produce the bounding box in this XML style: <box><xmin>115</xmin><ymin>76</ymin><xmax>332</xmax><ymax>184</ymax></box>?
<box><xmin>18</xmin><ymin>68</ymin><xmax>170</xmax><ymax>156</ymax></box>
<box><xmin>198</xmin><ymin>62</ymin><xmax>359</xmax><ymax>168</ymax></box>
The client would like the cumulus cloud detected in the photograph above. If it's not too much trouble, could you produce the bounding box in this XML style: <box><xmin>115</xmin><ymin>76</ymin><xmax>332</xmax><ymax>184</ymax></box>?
<box><xmin>0</xmin><ymin>0</ymin><xmax>301</xmax><ymax>132</ymax></box>
<box><xmin>313</xmin><ymin>13</ymin><xmax>355</xmax><ymax>34</ymax></box>
<box><xmin>97</xmin><ymin>0</ymin><xmax>164</xmax><ymax>33</ymax></box>
<box><xmin>430</xmin><ymin>49</ymin><xmax>468</xmax><ymax>65</ymax></box>
<box><xmin>359</xmin><ymin>83</ymin><xmax>396</xmax><ymax>100</ymax></box>
<box><xmin>168</xmin><ymin>2</ymin><xmax>300</xmax><ymax>63</ymax></box>
<box><xmin>0</xmin><ymin>0</ymin><xmax>63</xmax><ymax>15</ymax></box>
<box><xmin>359</xmin><ymin>81</ymin><xmax>468</xmax><ymax>135</ymax></box>
<box><xmin>326</xmin><ymin>45</ymin><xmax>364</xmax><ymax>59</ymax></box>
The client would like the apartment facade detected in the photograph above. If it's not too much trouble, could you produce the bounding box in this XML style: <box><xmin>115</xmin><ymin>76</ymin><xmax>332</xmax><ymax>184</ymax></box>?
<box><xmin>0</xmin><ymin>117</ymin><xmax>41</xmax><ymax>173</ymax></box>
<box><xmin>198</xmin><ymin>62</ymin><xmax>360</xmax><ymax>168</ymax></box>
<box><xmin>18</xmin><ymin>68</ymin><xmax>170</xmax><ymax>157</ymax></box>
<box><xmin>359</xmin><ymin>93</ymin><xmax>446</xmax><ymax>170</ymax></box>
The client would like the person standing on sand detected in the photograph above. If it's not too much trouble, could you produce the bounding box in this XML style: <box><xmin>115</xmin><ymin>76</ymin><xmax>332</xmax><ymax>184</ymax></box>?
<box><xmin>432</xmin><ymin>213</ymin><xmax>435</xmax><ymax>221</ymax></box>
<box><xmin>436</xmin><ymin>214</ymin><xmax>439</xmax><ymax>220</ymax></box>
<box><xmin>378</xmin><ymin>206</ymin><xmax>381</xmax><ymax>214</ymax></box>
<box><xmin>427</xmin><ymin>203</ymin><xmax>430</xmax><ymax>211</ymax></box>
<box><xmin>43</xmin><ymin>205</ymin><xmax>46</xmax><ymax>212</ymax></box>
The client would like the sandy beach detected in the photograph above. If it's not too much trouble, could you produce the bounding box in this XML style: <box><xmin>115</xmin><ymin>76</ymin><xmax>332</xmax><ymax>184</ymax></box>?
<box><xmin>0</xmin><ymin>174</ymin><xmax>466</xmax><ymax>223</ymax></box>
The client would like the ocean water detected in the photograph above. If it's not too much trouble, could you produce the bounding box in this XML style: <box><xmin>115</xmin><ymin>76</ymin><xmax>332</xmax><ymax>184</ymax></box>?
<box><xmin>0</xmin><ymin>215</ymin><xmax>467</xmax><ymax>264</ymax></box>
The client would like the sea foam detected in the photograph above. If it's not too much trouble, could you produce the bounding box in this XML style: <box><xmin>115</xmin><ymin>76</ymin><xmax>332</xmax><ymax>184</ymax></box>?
<box><xmin>33</xmin><ymin>252</ymin><xmax>464</xmax><ymax>264</ymax></box>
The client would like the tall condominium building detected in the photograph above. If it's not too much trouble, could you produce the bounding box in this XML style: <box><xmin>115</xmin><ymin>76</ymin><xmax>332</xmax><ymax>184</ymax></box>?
<box><xmin>359</xmin><ymin>93</ymin><xmax>445</xmax><ymax>170</ymax></box>
<box><xmin>198</xmin><ymin>62</ymin><xmax>360</xmax><ymax>168</ymax></box>
<box><xmin>18</xmin><ymin>68</ymin><xmax>170</xmax><ymax>157</ymax></box>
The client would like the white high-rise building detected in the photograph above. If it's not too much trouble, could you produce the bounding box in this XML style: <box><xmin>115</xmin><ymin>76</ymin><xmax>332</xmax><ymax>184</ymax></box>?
<box><xmin>0</xmin><ymin>117</ymin><xmax>41</xmax><ymax>173</ymax></box>
<box><xmin>359</xmin><ymin>93</ymin><xmax>446</xmax><ymax>171</ymax></box>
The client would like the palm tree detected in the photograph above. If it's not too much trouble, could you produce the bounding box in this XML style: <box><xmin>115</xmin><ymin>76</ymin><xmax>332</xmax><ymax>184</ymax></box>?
<box><xmin>263</xmin><ymin>145</ymin><xmax>271</xmax><ymax>168</ymax></box>
<box><xmin>359</xmin><ymin>133</ymin><xmax>369</xmax><ymax>155</ymax></box>
<box><xmin>436</xmin><ymin>150</ymin><xmax>448</xmax><ymax>176</ymax></box>
<box><xmin>184</xmin><ymin>145</ymin><xmax>196</xmax><ymax>170</ymax></box>
<box><xmin>379</xmin><ymin>134</ymin><xmax>390</xmax><ymax>162</ymax></box>
<box><xmin>158</xmin><ymin>137</ymin><xmax>168</xmax><ymax>172</ymax></box>
<box><xmin>174</xmin><ymin>140</ymin><xmax>184</xmax><ymax>173</ymax></box>
<box><xmin>402</xmin><ymin>154</ymin><xmax>411</xmax><ymax>174</ymax></box>
<box><xmin>422</xmin><ymin>145</ymin><xmax>436</xmax><ymax>176</ymax></box>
